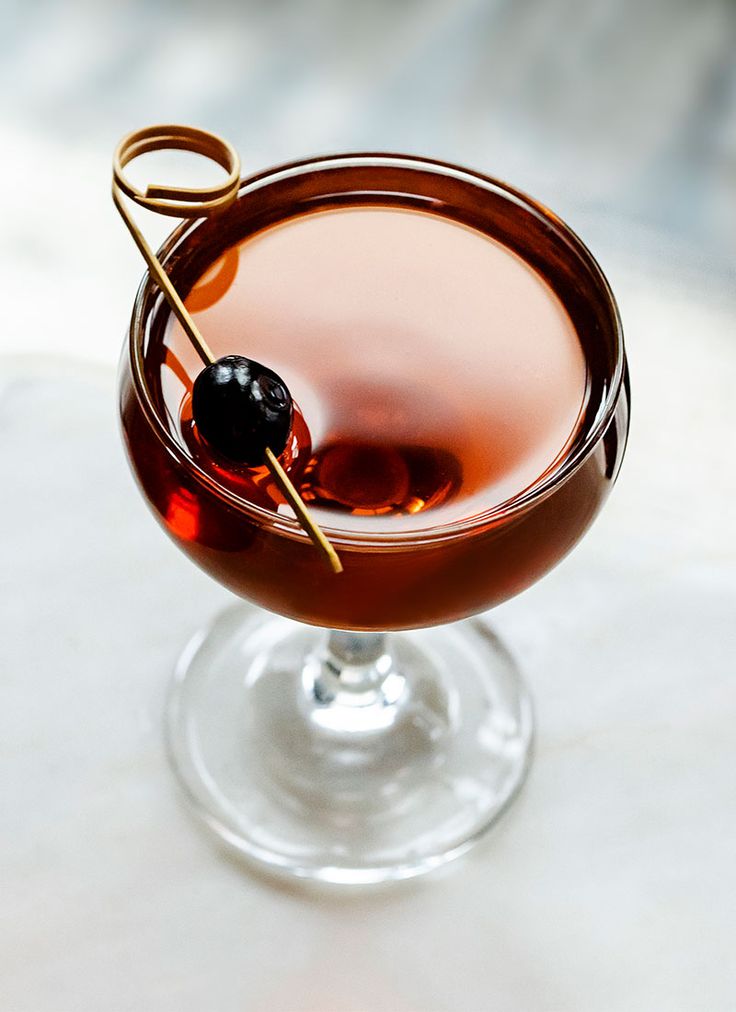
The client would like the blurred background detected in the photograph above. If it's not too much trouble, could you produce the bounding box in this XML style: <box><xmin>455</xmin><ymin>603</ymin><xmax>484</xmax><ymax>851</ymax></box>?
<box><xmin>0</xmin><ymin>0</ymin><xmax>734</xmax><ymax>363</ymax></box>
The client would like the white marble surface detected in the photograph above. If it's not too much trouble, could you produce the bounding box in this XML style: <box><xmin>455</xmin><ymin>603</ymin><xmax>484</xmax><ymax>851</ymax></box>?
<box><xmin>1</xmin><ymin>246</ymin><xmax>735</xmax><ymax>1011</ymax></box>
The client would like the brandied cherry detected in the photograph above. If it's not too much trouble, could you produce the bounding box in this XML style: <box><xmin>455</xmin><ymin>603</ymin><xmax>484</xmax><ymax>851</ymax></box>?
<box><xmin>192</xmin><ymin>355</ymin><xmax>293</xmax><ymax>465</ymax></box>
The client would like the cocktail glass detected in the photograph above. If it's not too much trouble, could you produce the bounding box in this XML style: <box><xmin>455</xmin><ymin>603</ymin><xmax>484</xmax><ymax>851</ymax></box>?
<box><xmin>119</xmin><ymin>154</ymin><xmax>629</xmax><ymax>883</ymax></box>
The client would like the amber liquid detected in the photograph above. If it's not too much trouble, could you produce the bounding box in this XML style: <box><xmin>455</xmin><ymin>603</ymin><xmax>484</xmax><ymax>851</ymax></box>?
<box><xmin>122</xmin><ymin>165</ymin><xmax>627</xmax><ymax>629</ymax></box>
<box><xmin>160</xmin><ymin>206</ymin><xmax>587</xmax><ymax>531</ymax></box>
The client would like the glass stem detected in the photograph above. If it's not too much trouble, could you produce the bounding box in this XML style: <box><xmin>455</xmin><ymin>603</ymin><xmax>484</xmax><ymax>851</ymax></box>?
<box><xmin>305</xmin><ymin>630</ymin><xmax>406</xmax><ymax>712</ymax></box>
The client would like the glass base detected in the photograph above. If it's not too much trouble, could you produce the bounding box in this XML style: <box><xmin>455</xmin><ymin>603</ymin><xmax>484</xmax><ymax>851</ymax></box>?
<box><xmin>166</xmin><ymin>605</ymin><xmax>534</xmax><ymax>884</ymax></box>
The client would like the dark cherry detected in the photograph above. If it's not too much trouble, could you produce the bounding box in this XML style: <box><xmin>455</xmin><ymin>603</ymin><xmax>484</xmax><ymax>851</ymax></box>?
<box><xmin>192</xmin><ymin>355</ymin><xmax>293</xmax><ymax>466</ymax></box>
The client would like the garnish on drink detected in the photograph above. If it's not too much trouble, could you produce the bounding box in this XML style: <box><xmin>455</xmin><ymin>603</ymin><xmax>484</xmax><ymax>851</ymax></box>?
<box><xmin>112</xmin><ymin>125</ymin><xmax>342</xmax><ymax>573</ymax></box>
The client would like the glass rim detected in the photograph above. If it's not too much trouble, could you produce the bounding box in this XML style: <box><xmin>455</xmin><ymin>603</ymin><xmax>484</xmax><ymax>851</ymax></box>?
<box><xmin>128</xmin><ymin>151</ymin><xmax>626</xmax><ymax>549</ymax></box>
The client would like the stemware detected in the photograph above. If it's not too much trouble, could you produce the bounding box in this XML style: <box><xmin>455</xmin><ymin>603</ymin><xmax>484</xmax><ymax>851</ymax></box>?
<box><xmin>119</xmin><ymin>152</ymin><xmax>629</xmax><ymax>883</ymax></box>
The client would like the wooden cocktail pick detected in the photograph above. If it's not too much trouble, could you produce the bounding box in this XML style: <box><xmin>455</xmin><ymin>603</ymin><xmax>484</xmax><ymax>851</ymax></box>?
<box><xmin>113</xmin><ymin>124</ymin><xmax>342</xmax><ymax>574</ymax></box>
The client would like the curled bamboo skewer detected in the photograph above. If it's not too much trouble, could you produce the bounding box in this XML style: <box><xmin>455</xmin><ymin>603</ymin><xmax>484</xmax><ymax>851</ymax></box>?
<box><xmin>113</xmin><ymin>125</ymin><xmax>342</xmax><ymax>574</ymax></box>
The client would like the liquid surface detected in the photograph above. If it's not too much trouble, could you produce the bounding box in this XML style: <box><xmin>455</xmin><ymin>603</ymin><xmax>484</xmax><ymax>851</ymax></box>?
<box><xmin>158</xmin><ymin>206</ymin><xmax>588</xmax><ymax>532</ymax></box>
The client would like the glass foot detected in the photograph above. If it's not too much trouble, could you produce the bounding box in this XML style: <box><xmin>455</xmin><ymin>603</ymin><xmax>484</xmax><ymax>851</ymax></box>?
<box><xmin>166</xmin><ymin>605</ymin><xmax>534</xmax><ymax>884</ymax></box>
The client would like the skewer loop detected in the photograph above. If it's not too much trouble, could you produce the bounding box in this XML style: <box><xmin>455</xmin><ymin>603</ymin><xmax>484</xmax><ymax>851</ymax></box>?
<box><xmin>113</xmin><ymin>124</ymin><xmax>240</xmax><ymax>217</ymax></box>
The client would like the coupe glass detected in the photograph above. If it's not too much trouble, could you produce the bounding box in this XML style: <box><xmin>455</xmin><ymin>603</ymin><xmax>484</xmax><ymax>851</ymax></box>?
<box><xmin>119</xmin><ymin>154</ymin><xmax>629</xmax><ymax>883</ymax></box>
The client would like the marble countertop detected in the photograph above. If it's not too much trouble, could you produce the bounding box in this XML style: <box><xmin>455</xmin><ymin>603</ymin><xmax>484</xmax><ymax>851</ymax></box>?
<box><xmin>2</xmin><ymin>247</ymin><xmax>734</xmax><ymax>1010</ymax></box>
